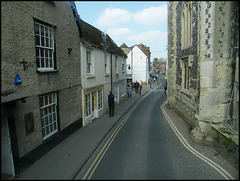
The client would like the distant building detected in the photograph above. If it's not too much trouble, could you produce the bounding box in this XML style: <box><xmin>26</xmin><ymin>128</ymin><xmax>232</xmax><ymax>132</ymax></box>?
<box><xmin>121</xmin><ymin>43</ymin><xmax>151</xmax><ymax>84</ymax></box>
<box><xmin>168</xmin><ymin>1</ymin><xmax>239</xmax><ymax>144</ymax></box>
<box><xmin>1</xmin><ymin>1</ymin><xmax>83</xmax><ymax>176</ymax></box>
<box><xmin>80</xmin><ymin>20</ymin><xmax>127</xmax><ymax>126</ymax></box>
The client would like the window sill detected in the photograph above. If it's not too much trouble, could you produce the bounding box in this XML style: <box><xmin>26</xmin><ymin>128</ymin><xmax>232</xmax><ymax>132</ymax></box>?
<box><xmin>86</xmin><ymin>75</ymin><xmax>95</xmax><ymax>79</ymax></box>
<box><xmin>115</xmin><ymin>73</ymin><xmax>119</xmax><ymax>76</ymax></box>
<box><xmin>105</xmin><ymin>74</ymin><xmax>110</xmax><ymax>77</ymax></box>
<box><xmin>180</xmin><ymin>88</ymin><xmax>189</xmax><ymax>95</ymax></box>
<box><xmin>37</xmin><ymin>69</ymin><xmax>58</xmax><ymax>73</ymax></box>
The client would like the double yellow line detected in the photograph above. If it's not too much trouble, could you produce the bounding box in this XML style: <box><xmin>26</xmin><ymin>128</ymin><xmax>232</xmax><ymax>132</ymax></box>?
<box><xmin>82</xmin><ymin>93</ymin><xmax>149</xmax><ymax>180</ymax></box>
<box><xmin>160</xmin><ymin>101</ymin><xmax>234</xmax><ymax>180</ymax></box>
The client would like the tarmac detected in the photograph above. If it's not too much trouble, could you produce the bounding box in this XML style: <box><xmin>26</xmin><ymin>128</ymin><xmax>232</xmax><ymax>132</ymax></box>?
<box><xmin>13</xmin><ymin>83</ymin><xmax>159</xmax><ymax>180</ymax></box>
<box><xmin>7</xmin><ymin>80</ymin><xmax>239</xmax><ymax>180</ymax></box>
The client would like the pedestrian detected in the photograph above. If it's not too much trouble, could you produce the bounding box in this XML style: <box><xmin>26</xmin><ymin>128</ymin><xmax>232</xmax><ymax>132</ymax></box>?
<box><xmin>154</xmin><ymin>77</ymin><xmax>156</xmax><ymax>83</ymax></box>
<box><xmin>148</xmin><ymin>78</ymin><xmax>152</xmax><ymax>89</ymax></box>
<box><xmin>164</xmin><ymin>81</ymin><xmax>167</xmax><ymax>94</ymax></box>
<box><xmin>135</xmin><ymin>81</ymin><xmax>139</xmax><ymax>94</ymax></box>
<box><xmin>139</xmin><ymin>80</ymin><xmax>142</xmax><ymax>96</ymax></box>
<box><xmin>127</xmin><ymin>83</ymin><xmax>132</xmax><ymax>98</ymax></box>
<box><xmin>107</xmin><ymin>91</ymin><xmax>115</xmax><ymax>117</ymax></box>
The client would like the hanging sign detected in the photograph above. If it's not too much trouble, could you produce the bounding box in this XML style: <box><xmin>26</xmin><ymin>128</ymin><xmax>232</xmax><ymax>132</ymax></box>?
<box><xmin>14</xmin><ymin>74</ymin><xmax>22</xmax><ymax>84</ymax></box>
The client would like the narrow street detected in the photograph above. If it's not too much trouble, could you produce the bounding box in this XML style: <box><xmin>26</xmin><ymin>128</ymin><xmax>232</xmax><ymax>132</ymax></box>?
<box><xmin>76</xmin><ymin>77</ymin><xmax>233</xmax><ymax>180</ymax></box>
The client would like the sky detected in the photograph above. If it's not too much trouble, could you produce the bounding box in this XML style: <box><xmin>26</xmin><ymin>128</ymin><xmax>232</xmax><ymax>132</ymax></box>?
<box><xmin>75</xmin><ymin>1</ymin><xmax>168</xmax><ymax>61</ymax></box>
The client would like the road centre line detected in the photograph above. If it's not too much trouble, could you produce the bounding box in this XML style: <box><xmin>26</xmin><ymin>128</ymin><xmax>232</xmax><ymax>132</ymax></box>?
<box><xmin>160</xmin><ymin>101</ymin><xmax>234</xmax><ymax>180</ymax></box>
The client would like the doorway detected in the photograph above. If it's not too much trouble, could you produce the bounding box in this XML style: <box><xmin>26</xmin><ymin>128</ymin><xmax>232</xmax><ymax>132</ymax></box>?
<box><xmin>1</xmin><ymin>102</ymin><xmax>19</xmax><ymax>176</ymax></box>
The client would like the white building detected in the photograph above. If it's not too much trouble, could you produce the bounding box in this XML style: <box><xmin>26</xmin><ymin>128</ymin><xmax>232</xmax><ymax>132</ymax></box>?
<box><xmin>80</xmin><ymin>20</ymin><xmax>127</xmax><ymax>126</ymax></box>
<box><xmin>121</xmin><ymin>43</ymin><xmax>151</xmax><ymax>84</ymax></box>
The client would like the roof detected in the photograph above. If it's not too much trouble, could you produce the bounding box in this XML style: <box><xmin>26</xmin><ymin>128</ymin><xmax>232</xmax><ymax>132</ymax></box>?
<box><xmin>120</xmin><ymin>43</ymin><xmax>151</xmax><ymax>58</ymax></box>
<box><xmin>80</xmin><ymin>20</ymin><xmax>127</xmax><ymax>57</ymax></box>
<box><xmin>137</xmin><ymin>43</ymin><xmax>151</xmax><ymax>57</ymax></box>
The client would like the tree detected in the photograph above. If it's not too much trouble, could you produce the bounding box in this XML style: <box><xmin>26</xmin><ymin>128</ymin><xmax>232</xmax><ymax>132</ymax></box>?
<box><xmin>153</xmin><ymin>58</ymin><xmax>160</xmax><ymax>66</ymax></box>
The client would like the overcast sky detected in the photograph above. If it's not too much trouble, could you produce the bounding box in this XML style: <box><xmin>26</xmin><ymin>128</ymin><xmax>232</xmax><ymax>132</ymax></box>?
<box><xmin>75</xmin><ymin>1</ymin><xmax>168</xmax><ymax>61</ymax></box>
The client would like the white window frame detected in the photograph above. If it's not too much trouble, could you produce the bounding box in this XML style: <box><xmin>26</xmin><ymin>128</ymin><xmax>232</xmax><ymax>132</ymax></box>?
<box><xmin>104</xmin><ymin>54</ymin><xmax>109</xmax><ymax>74</ymax></box>
<box><xmin>85</xmin><ymin>93</ymin><xmax>92</xmax><ymax>118</ymax></box>
<box><xmin>35</xmin><ymin>22</ymin><xmax>55</xmax><ymax>72</ymax></box>
<box><xmin>86</xmin><ymin>50</ymin><xmax>93</xmax><ymax>75</ymax></box>
<box><xmin>40</xmin><ymin>93</ymin><xmax>58</xmax><ymax>140</ymax></box>
<box><xmin>97</xmin><ymin>90</ymin><xmax>103</xmax><ymax>110</ymax></box>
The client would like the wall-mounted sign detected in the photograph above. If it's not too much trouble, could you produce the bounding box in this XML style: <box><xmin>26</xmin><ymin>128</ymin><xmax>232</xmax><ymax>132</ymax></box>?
<box><xmin>25</xmin><ymin>112</ymin><xmax>34</xmax><ymax>135</ymax></box>
<box><xmin>14</xmin><ymin>74</ymin><xmax>22</xmax><ymax>84</ymax></box>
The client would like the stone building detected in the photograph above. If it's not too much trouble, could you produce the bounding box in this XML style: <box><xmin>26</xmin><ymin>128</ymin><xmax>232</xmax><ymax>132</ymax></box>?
<box><xmin>167</xmin><ymin>1</ymin><xmax>239</xmax><ymax>143</ymax></box>
<box><xmin>1</xmin><ymin>1</ymin><xmax>83</xmax><ymax>175</ymax></box>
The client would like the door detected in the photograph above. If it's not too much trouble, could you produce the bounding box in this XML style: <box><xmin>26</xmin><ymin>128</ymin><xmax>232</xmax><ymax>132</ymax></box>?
<box><xmin>1</xmin><ymin>114</ymin><xmax>15</xmax><ymax>176</ymax></box>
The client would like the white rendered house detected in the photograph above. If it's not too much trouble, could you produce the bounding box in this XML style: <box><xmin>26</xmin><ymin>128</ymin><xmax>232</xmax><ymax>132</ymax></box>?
<box><xmin>121</xmin><ymin>43</ymin><xmax>151</xmax><ymax>84</ymax></box>
<box><xmin>80</xmin><ymin>20</ymin><xmax>127</xmax><ymax>126</ymax></box>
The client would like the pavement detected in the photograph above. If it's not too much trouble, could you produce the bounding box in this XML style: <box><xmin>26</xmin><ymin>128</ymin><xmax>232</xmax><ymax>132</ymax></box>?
<box><xmin>13</xmin><ymin>83</ymin><xmax>159</xmax><ymax>180</ymax></box>
<box><xmin>9</xmin><ymin>79</ymin><xmax>239</xmax><ymax>180</ymax></box>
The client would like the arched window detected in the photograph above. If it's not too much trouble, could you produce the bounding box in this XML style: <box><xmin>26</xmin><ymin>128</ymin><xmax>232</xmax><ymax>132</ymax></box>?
<box><xmin>182</xmin><ymin>2</ymin><xmax>192</xmax><ymax>47</ymax></box>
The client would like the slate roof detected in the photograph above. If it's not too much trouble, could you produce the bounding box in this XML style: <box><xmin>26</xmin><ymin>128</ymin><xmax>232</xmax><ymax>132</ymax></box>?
<box><xmin>79</xmin><ymin>20</ymin><xmax>127</xmax><ymax>57</ymax></box>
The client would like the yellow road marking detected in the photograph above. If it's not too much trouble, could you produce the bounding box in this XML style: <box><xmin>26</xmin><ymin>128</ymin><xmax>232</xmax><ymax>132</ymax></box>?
<box><xmin>160</xmin><ymin>101</ymin><xmax>234</xmax><ymax>180</ymax></box>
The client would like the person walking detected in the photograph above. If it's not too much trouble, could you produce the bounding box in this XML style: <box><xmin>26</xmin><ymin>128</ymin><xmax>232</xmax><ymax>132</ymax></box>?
<box><xmin>164</xmin><ymin>81</ymin><xmax>167</xmax><ymax>94</ymax></box>
<box><xmin>107</xmin><ymin>91</ymin><xmax>115</xmax><ymax>117</ymax></box>
<box><xmin>139</xmin><ymin>80</ymin><xmax>142</xmax><ymax>96</ymax></box>
<box><xmin>135</xmin><ymin>81</ymin><xmax>139</xmax><ymax>94</ymax></box>
<box><xmin>127</xmin><ymin>83</ymin><xmax>132</xmax><ymax>98</ymax></box>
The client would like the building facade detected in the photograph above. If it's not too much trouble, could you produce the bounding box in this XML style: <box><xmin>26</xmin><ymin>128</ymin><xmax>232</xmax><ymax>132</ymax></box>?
<box><xmin>80</xmin><ymin>20</ymin><xmax>127</xmax><ymax>126</ymax></box>
<box><xmin>1</xmin><ymin>1</ymin><xmax>82</xmax><ymax>175</ymax></box>
<box><xmin>121</xmin><ymin>43</ymin><xmax>151</xmax><ymax>84</ymax></box>
<box><xmin>167</xmin><ymin>1</ymin><xmax>239</xmax><ymax>143</ymax></box>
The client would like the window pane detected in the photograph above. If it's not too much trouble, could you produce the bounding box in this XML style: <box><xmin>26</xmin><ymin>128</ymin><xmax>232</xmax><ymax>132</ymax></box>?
<box><xmin>45</xmin><ymin>96</ymin><xmax>48</xmax><ymax>105</ymax></box>
<box><xmin>36</xmin><ymin>47</ymin><xmax>40</xmax><ymax>57</ymax></box>
<box><xmin>41</xmin><ymin>58</ymin><xmax>44</xmax><ymax>68</ymax></box>
<box><xmin>49</xmin><ymin>115</ymin><xmax>52</xmax><ymax>123</ymax></box>
<box><xmin>41</xmin><ymin>117</ymin><xmax>45</xmax><ymax>127</ymax></box>
<box><xmin>35</xmin><ymin>35</ymin><xmax>40</xmax><ymax>46</ymax></box>
<box><xmin>53</xmin><ymin>113</ymin><xmax>56</xmax><ymax>121</ymax></box>
<box><xmin>42</xmin><ymin>128</ymin><xmax>45</xmax><ymax>137</ymax></box>
<box><xmin>40</xmin><ymin>48</ymin><xmax>44</xmax><ymax>58</ymax></box>
<box><xmin>46</xmin><ymin>28</ymin><xmax>49</xmax><ymax>37</ymax></box>
<box><xmin>46</xmin><ymin>38</ymin><xmax>49</xmax><ymax>47</ymax></box>
<box><xmin>41</xmin><ymin>37</ymin><xmax>44</xmax><ymax>47</ymax></box>
<box><xmin>35</xmin><ymin>24</ymin><xmax>39</xmax><ymax>35</ymax></box>
<box><xmin>45</xmin><ymin>116</ymin><xmax>49</xmax><ymax>125</ymax></box>
<box><xmin>40</xmin><ymin>97</ymin><xmax>44</xmax><ymax>107</ymax></box>
<box><xmin>41</xmin><ymin>26</ymin><xmax>44</xmax><ymax>36</ymax></box>
<box><xmin>50</xmin><ymin>124</ymin><xmax>53</xmax><ymax>132</ymax></box>
<box><xmin>46</xmin><ymin>126</ymin><xmax>49</xmax><ymax>135</ymax></box>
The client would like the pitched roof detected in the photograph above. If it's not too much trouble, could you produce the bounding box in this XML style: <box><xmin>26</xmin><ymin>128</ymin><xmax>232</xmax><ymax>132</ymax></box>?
<box><xmin>120</xmin><ymin>43</ymin><xmax>132</xmax><ymax>55</ymax></box>
<box><xmin>80</xmin><ymin>20</ymin><xmax>127</xmax><ymax>57</ymax></box>
<box><xmin>137</xmin><ymin>43</ymin><xmax>151</xmax><ymax>57</ymax></box>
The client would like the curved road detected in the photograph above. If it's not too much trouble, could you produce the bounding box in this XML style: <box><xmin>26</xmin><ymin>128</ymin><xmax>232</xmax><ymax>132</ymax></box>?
<box><xmin>78</xmin><ymin>81</ymin><xmax>234</xmax><ymax>180</ymax></box>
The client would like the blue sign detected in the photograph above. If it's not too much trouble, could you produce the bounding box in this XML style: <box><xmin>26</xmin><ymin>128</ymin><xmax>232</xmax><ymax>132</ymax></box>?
<box><xmin>14</xmin><ymin>74</ymin><xmax>22</xmax><ymax>84</ymax></box>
